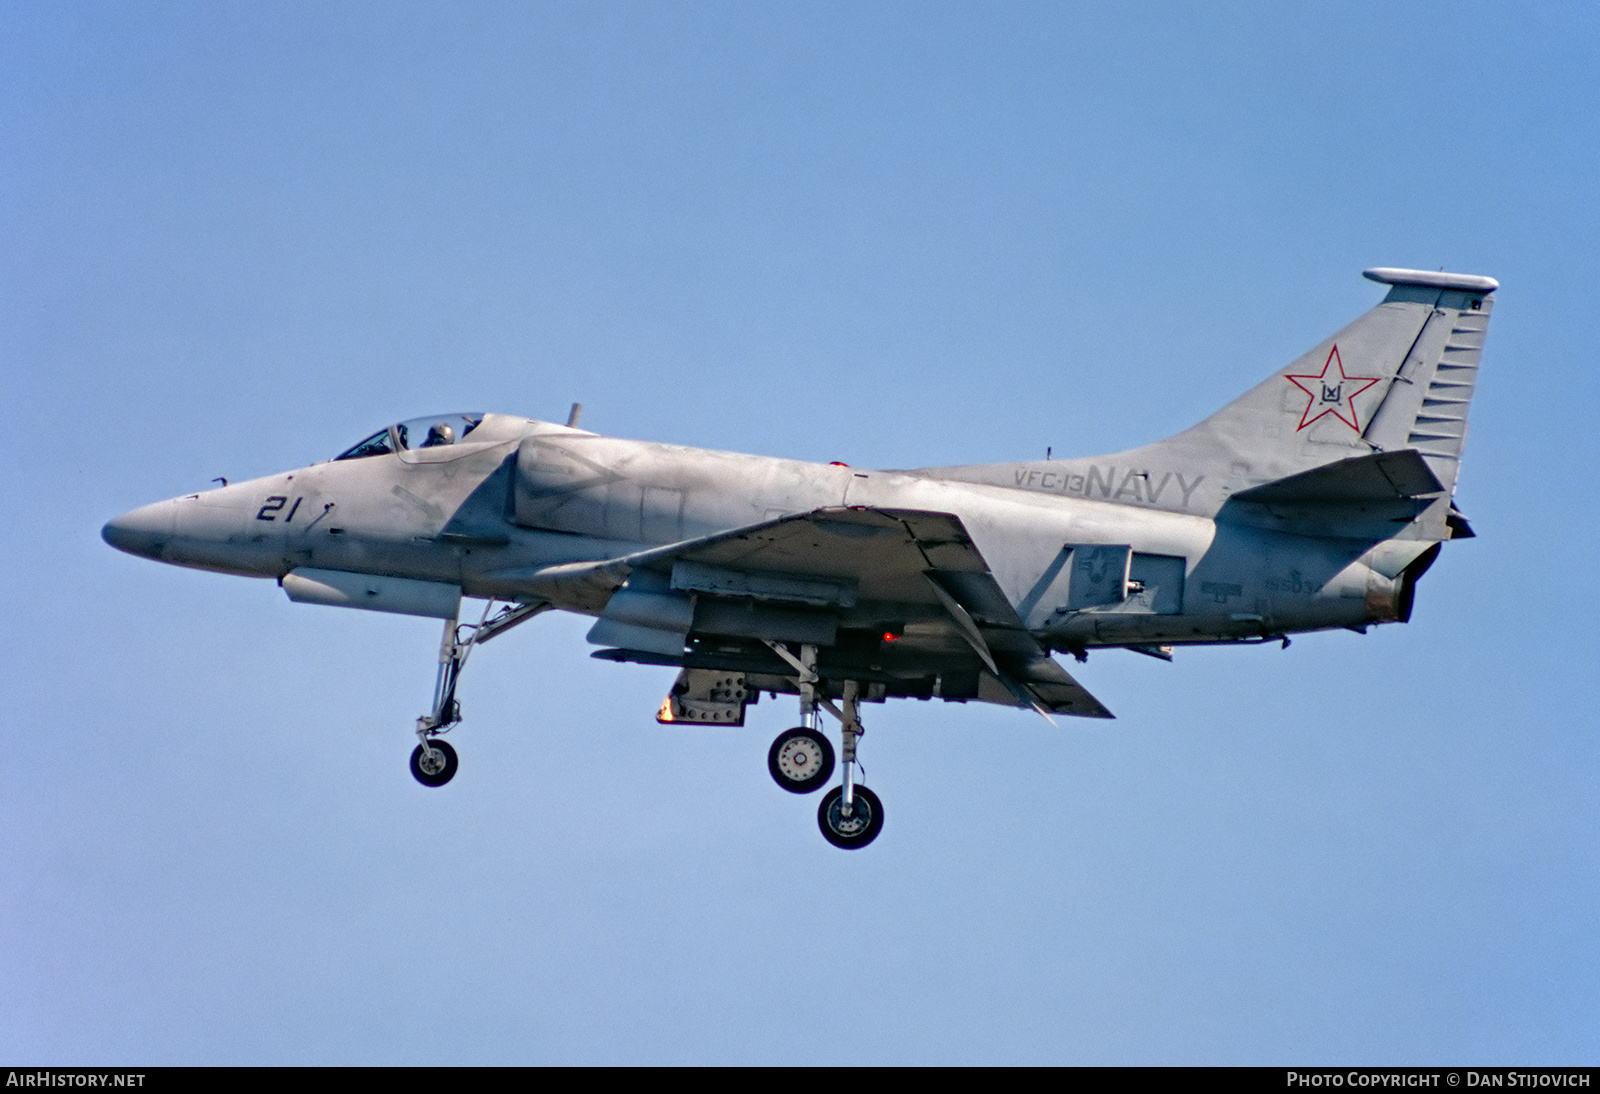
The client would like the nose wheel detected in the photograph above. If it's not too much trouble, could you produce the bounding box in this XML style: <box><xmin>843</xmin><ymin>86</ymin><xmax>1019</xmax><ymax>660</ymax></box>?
<box><xmin>410</xmin><ymin>739</ymin><xmax>458</xmax><ymax>787</ymax></box>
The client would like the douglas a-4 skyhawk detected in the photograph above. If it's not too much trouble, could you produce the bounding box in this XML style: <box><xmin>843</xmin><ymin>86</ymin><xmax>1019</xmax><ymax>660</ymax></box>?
<box><xmin>104</xmin><ymin>267</ymin><xmax>1495</xmax><ymax>848</ymax></box>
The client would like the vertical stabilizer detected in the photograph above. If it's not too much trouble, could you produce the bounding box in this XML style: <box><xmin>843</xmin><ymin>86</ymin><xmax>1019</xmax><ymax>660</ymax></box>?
<box><xmin>1129</xmin><ymin>268</ymin><xmax>1498</xmax><ymax>507</ymax></box>
<box><xmin>1358</xmin><ymin>270</ymin><xmax>1495</xmax><ymax>497</ymax></box>
<box><xmin>949</xmin><ymin>268</ymin><xmax>1497</xmax><ymax>521</ymax></box>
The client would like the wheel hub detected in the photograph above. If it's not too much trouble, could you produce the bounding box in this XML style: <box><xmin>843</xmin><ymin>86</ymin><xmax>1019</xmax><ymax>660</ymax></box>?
<box><xmin>825</xmin><ymin>795</ymin><xmax>872</xmax><ymax>836</ymax></box>
<box><xmin>418</xmin><ymin>745</ymin><xmax>448</xmax><ymax>776</ymax></box>
<box><xmin>776</xmin><ymin>736</ymin><xmax>825</xmax><ymax>781</ymax></box>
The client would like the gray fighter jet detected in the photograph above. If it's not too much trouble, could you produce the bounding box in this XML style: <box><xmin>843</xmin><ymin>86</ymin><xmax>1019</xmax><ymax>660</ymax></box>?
<box><xmin>104</xmin><ymin>266</ymin><xmax>1495</xmax><ymax>848</ymax></box>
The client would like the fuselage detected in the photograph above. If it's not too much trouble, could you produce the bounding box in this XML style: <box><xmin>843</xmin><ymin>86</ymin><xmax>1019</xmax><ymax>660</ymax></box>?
<box><xmin>103</xmin><ymin>411</ymin><xmax>1423</xmax><ymax>651</ymax></box>
<box><xmin>97</xmin><ymin>265</ymin><xmax>1493</xmax><ymax>844</ymax></box>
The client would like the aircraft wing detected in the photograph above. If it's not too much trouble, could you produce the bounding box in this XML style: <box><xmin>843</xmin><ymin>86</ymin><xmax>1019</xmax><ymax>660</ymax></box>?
<box><xmin>520</xmin><ymin>507</ymin><xmax>1112</xmax><ymax>719</ymax></box>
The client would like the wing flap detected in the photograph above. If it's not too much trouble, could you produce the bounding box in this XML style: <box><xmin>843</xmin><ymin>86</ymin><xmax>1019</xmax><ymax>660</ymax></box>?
<box><xmin>518</xmin><ymin>506</ymin><xmax>1114</xmax><ymax>719</ymax></box>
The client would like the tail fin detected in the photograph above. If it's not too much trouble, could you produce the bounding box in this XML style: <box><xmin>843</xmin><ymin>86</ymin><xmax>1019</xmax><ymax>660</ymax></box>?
<box><xmin>1077</xmin><ymin>267</ymin><xmax>1497</xmax><ymax>517</ymax></box>
<box><xmin>1359</xmin><ymin>269</ymin><xmax>1495</xmax><ymax>498</ymax></box>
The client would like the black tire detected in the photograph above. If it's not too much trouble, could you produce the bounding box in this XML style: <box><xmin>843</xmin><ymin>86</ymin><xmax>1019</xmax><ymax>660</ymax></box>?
<box><xmin>767</xmin><ymin>727</ymin><xmax>836</xmax><ymax>794</ymax></box>
<box><xmin>410</xmin><ymin>739</ymin><xmax>458</xmax><ymax>787</ymax></box>
<box><xmin>817</xmin><ymin>784</ymin><xmax>884</xmax><ymax>849</ymax></box>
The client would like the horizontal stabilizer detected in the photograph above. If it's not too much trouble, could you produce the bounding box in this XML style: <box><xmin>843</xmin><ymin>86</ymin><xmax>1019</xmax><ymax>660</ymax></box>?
<box><xmin>1222</xmin><ymin>449</ymin><xmax>1444</xmax><ymax>540</ymax></box>
<box><xmin>1232</xmin><ymin>449</ymin><xmax>1443</xmax><ymax>505</ymax></box>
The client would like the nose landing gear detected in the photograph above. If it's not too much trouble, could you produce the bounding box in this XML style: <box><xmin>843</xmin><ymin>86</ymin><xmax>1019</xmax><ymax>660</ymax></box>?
<box><xmin>410</xmin><ymin>738</ymin><xmax>458</xmax><ymax>787</ymax></box>
<box><xmin>408</xmin><ymin>599</ymin><xmax>548</xmax><ymax>788</ymax></box>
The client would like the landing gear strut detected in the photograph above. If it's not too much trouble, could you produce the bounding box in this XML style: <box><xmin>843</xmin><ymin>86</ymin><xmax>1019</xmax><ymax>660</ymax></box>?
<box><xmin>409</xmin><ymin>599</ymin><xmax>548</xmax><ymax>788</ymax></box>
<box><xmin>766</xmin><ymin>643</ymin><xmax>837</xmax><ymax>793</ymax></box>
<box><xmin>815</xmin><ymin>680</ymin><xmax>882</xmax><ymax>849</ymax></box>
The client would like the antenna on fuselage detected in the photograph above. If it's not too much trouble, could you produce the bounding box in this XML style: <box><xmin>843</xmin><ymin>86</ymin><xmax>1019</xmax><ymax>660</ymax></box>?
<box><xmin>566</xmin><ymin>403</ymin><xmax>583</xmax><ymax>428</ymax></box>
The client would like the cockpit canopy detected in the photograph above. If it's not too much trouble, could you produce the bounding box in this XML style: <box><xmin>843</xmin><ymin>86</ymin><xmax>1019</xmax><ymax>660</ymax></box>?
<box><xmin>335</xmin><ymin>413</ymin><xmax>485</xmax><ymax>461</ymax></box>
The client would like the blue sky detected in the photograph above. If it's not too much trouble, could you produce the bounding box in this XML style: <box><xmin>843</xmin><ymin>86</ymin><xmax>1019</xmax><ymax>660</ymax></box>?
<box><xmin>3</xmin><ymin>1</ymin><xmax>1597</xmax><ymax>1063</ymax></box>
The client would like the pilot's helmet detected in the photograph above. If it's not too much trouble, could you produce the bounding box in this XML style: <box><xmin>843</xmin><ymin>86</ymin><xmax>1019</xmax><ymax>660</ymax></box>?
<box><xmin>424</xmin><ymin>422</ymin><xmax>456</xmax><ymax>448</ymax></box>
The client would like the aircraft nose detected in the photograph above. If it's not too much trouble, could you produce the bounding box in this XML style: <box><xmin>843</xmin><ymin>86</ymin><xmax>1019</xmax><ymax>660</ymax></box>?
<box><xmin>102</xmin><ymin>500</ymin><xmax>177</xmax><ymax>560</ymax></box>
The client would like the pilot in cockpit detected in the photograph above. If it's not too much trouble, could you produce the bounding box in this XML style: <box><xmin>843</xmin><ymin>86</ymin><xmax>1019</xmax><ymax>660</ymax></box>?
<box><xmin>333</xmin><ymin>413</ymin><xmax>483</xmax><ymax>462</ymax></box>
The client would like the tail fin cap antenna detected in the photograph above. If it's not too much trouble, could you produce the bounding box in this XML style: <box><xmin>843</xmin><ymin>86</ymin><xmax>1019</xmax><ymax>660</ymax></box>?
<box><xmin>1363</xmin><ymin>268</ymin><xmax>1499</xmax><ymax>294</ymax></box>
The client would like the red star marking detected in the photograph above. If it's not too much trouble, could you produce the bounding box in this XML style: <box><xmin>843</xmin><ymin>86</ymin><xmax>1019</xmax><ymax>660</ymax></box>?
<box><xmin>1284</xmin><ymin>345</ymin><xmax>1382</xmax><ymax>433</ymax></box>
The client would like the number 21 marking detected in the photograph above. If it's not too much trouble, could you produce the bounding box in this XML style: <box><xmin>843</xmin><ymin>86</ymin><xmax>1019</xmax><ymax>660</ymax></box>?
<box><xmin>257</xmin><ymin>496</ymin><xmax>305</xmax><ymax>522</ymax></box>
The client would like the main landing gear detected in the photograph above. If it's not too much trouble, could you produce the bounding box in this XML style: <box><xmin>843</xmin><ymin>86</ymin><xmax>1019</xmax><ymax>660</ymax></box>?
<box><xmin>768</xmin><ymin>726</ymin><xmax>835</xmax><ymax>793</ymax></box>
<box><xmin>763</xmin><ymin>642</ymin><xmax>884</xmax><ymax>850</ymax></box>
<box><xmin>410</xmin><ymin>599</ymin><xmax>548</xmax><ymax>788</ymax></box>
<box><xmin>818</xmin><ymin>784</ymin><xmax>884</xmax><ymax>850</ymax></box>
